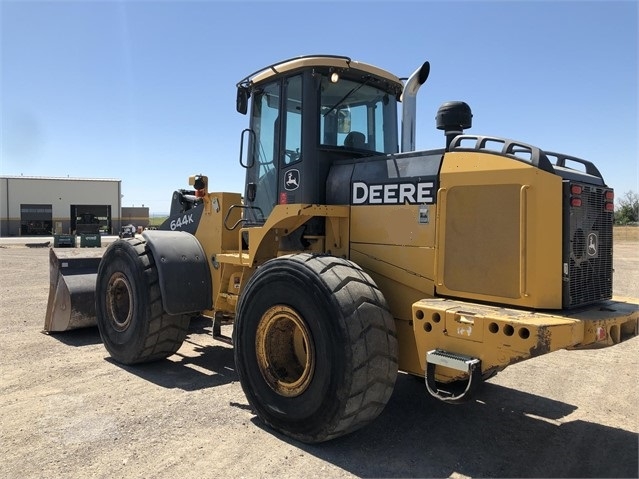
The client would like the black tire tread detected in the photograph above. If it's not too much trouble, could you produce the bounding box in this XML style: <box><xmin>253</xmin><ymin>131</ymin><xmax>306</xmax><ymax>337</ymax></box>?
<box><xmin>127</xmin><ymin>238</ymin><xmax>190</xmax><ymax>363</ymax></box>
<box><xmin>286</xmin><ymin>253</ymin><xmax>398</xmax><ymax>441</ymax></box>
<box><xmin>99</xmin><ymin>237</ymin><xmax>190</xmax><ymax>365</ymax></box>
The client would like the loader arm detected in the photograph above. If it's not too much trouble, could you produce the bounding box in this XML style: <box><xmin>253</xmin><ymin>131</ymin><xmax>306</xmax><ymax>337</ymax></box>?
<box><xmin>215</xmin><ymin>204</ymin><xmax>350</xmax><ymax>268</ymax></box>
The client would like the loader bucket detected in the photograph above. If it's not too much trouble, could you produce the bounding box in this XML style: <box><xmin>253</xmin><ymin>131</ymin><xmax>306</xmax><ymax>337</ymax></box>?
<box><xmin>44</xmin><ymin>247</ymin><xmax>105</xmax><ymax>332</ymax></box>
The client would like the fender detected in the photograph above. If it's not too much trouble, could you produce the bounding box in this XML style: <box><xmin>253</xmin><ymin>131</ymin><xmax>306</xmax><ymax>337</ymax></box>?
<box><xmin>141</xmin><ymin>230</ymin><xmax>212</xmax><ymax>315</ymax></box>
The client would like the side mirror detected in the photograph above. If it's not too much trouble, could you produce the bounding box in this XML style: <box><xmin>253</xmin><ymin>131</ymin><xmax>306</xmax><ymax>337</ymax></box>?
<box><xmin>236</xmin><ymin>87</ymin><xmax>250</xmax><ymax>115</ymax></box>
<box><xmin>337</xmin><ymin>108</ymin><xmax>351</xmax><ymax>134</ymax></box>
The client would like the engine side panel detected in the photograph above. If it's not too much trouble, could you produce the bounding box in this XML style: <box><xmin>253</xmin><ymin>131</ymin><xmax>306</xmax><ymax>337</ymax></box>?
<box><xmin>437</xmin><ymin>150</ymin><xmax>563</xmax><ymax>308</ymax></box>
<box><xmin>332</xmin><ymin>151</ymin><xmax>443</xmax><ymax>320</ymax></box>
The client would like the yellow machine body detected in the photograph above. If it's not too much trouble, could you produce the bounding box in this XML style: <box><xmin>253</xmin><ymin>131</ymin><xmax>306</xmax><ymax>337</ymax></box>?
<box><xmin>191</xmin><ymin>153</ymin><xmax>637</xmax><ymax>383</ymax></box>
<box><xmin>43</xmin><ymin>55</ymin><xmax>638</xmax><ymax>442</ymax></box>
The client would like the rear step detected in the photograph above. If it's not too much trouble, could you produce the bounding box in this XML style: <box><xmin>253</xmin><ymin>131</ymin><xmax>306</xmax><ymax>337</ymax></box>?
<box><xmin>425</xmin><ymin>349</ymin><xmax>481</xmax><ymax>403</ymax></box>
<box><xmin>44</xmin><ymin>247</ymin><xmax>105</xmax><ymax>332</ymax></box>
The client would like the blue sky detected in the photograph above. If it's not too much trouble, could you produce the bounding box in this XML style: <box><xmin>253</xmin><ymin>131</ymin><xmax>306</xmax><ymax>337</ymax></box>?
<box><xmin>1</xmin><ymin>0</ymin><xmax>637</xmax><ymax>214</ymax></box>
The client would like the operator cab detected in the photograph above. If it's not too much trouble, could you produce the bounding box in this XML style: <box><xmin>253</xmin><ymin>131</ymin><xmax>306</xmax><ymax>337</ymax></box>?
<box><xmin>236</xmin><ymin>55</ymin><xmax>403</xmax><ymax>226</ymax></box>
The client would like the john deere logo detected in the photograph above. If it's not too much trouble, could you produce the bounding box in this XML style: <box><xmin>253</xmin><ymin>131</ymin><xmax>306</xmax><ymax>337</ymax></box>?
<box><xmin>285</xmin><ymin>169</ymin><xmax>300</xmax><ymax>191</ymax></box>
<box><xmin>587</xmin><ymin>232</ymin><xmax>598</xmax><ymax>257</ymax></box>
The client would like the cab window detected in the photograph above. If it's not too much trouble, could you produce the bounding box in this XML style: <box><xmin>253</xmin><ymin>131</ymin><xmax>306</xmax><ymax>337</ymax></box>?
<box><xmin>283</xmin><ymin>75</ymin><xmax>302</xmax><ymax>165</ymax></box>
<box><xmin>319</xmin><ymin>75</ymin><xmax>397</xmax><ymax>154</ymax></box>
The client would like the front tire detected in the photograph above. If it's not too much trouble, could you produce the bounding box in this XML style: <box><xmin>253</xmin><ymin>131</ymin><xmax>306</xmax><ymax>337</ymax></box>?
<box><xmin>95</xmin><ymin>238</ymin><xmax>190</xmax><ymax>364</ymax></box>
<box><xmin>234</xmin><ymin>253</ymin><xmax>398</xmax><ymax>443</ymax></box>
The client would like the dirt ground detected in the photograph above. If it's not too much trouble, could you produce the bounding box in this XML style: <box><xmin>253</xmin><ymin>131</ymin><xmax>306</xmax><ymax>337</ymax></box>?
<box><xmin>1</xmin><ymin>238</ymin><xmax>637</xmax><ymax>479</ymax></box>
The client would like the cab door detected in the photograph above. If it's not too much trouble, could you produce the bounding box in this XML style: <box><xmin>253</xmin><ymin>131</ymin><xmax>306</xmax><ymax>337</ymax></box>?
<box><xmin>244</xmin><ymin>75</ymin><xmax>303</xmax><ymax>223</ymax></box>
<box><xmin>279</xmin><ymin>75</ymin><xmax>303</xmax><ymax>205</ymax></box>
<box><xmin>244</xmin><ymin>81</ymin><xmax>280</xmax><ymax>224</ymax></box>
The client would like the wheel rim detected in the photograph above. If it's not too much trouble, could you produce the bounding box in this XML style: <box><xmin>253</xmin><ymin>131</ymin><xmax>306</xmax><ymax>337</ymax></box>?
<box><xmin>255</xmin><ymin>305</ymin><xmax>315</xmax><ymax>397</ymax></box>
<box><xmin>106</xmin><ymin>272</ymin><xmax>134</xmax><ymax>332</ymax></box>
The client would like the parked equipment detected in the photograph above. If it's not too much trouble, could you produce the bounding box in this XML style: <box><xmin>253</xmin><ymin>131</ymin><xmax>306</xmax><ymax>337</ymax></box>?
<box><xmin>45</xmin><ymin>55</ymin><xmax>639</xmax><ymax>443</ymax></box>
<box><xmin>75</xmin><ymin>213</ymin><xmax>101</xmax><ymax>235</ymax></box>
<box><xmin>119</xmin><ymin>224</ymin><xmax>136</xmax><ymax>238</ymax></box>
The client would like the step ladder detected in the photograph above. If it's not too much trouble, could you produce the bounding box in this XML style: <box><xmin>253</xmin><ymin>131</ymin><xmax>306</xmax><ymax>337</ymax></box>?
<box><xmin>425</xmin><ymin>349</ymin><xmax>482</xmax><ymax>403</ymax></box>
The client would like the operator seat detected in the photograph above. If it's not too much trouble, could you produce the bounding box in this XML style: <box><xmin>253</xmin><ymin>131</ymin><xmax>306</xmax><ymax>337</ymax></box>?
<box><xmin>344</xmin><ymin>131</ymin><xmax>367</xmax><ymax>149</ymax></box>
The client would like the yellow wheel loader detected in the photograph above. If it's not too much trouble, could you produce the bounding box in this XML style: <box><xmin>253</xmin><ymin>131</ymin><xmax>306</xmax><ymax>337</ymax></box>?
<box><xmin>45</xmin><ymin>55</ymin><xmax>639</xmax><ymax>443</ymax></box>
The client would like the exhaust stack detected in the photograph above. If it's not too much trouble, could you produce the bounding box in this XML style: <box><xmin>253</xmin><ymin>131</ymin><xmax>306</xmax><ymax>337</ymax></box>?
<box><xmin>401</xmin><ymin>61</ymin><xmax>430</xmax><ymax>153</ymax></box>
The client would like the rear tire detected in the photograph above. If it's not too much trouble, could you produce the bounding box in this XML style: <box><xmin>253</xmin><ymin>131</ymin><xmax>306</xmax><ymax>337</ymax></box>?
<box><xmin>234</xmin><ymin>253</ymin><xmax>398</xmax><ymax>443</ymax></box>
<box><xmin>96</xmin><ymin>238</ymin><xmax>190</xmax><ymax>364</ymax></box>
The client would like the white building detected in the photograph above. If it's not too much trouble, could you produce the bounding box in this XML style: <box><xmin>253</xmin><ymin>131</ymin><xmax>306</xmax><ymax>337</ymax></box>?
<box><xmin>0</xmin><ymin>176</ymin><xmax>122</xmax><ymax>236</ymax></box>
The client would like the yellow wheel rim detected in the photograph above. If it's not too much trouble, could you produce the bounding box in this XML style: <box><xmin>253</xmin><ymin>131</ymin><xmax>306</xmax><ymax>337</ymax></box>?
<box><xmin>255</xmin><ymin>305</ymin><xmax>315</xmax><ymax>397</ymax></box>
<box><xmin>106</xmin><ymin>272</ymin><xmax>133</xmax><ymax>332</ymax></box>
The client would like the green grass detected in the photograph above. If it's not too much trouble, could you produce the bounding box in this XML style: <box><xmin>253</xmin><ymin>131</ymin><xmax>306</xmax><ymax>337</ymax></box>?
<box><xmin>148</xmin><ymin>216</ymin><xmax>168</xmax><ymax>227</ymax></box>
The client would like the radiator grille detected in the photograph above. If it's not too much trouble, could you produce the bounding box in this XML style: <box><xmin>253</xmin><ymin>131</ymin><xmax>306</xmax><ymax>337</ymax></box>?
<box><xmin>563</xmin><ymin>182</ymin><xmax>613</xmax><ymax>307</ymax></box>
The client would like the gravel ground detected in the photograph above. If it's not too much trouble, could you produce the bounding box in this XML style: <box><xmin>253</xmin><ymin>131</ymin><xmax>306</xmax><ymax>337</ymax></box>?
<box><xmin>0</xmin><ymin>239</ymin><xmax>637</xmax><ymax>479</ymax></box>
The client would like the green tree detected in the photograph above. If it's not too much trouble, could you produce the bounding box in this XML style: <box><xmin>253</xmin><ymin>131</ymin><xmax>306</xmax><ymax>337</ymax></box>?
<box><xmin>614</xmin><ymin>191</ymin><xmax>639</xmax><ymax>225</ymax></box>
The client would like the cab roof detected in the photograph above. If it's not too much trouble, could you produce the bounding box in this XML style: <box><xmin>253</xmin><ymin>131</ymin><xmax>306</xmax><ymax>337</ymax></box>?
<box><xmin>236</xmin><ymin>55</ymin><xmax>404</xmax><ymax>91</ymax></box>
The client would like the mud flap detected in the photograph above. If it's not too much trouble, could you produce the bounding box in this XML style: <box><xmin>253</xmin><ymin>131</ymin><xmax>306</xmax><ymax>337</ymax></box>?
<box><xmin>44</xmin><ymin>248</ymin><xmax>105</xmax><ymax>332</ymax></box>
<box><xmin>142</xmin><ymin>230</ymin><xmax>212</xmax><ymax>315</ymax></box>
